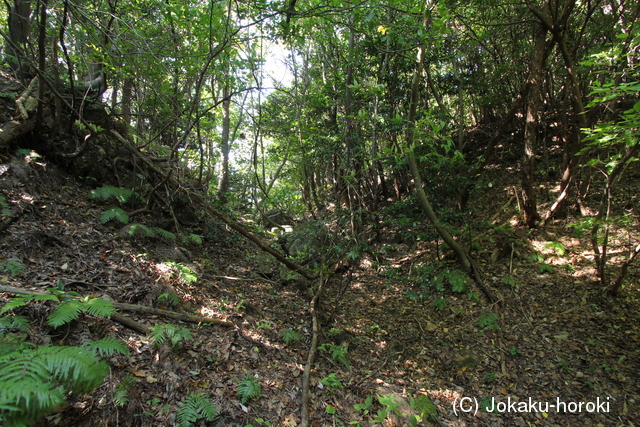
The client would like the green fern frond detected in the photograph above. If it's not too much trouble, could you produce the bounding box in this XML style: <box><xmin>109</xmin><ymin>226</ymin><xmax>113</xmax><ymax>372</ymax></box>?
<box><xmin>113</xmin><ymin>386</ymin><xmax>129</xmax><ymax>407</ymax></box>
<box><xmin>237</xmin><ymin>375</ymin><xmax>261</xmax><ymax>403</ymax></box>
<box><xmin>47</xmin><ymin>300</ymin><xmax>82</xmax><ymax>327</ymax></box>
<box><xmin>151</xmin><ymin>227</ymin><xmax>176</xmax><ymax>240</ymax></box>
<box><xmin>0</xmin><ymin>333</ymin><xmax>34</xmax><ymax>356</ymax></box>
<box><xmin>0</xmin><ymin>259</ymin><xmax>25</xmax><ymax>276</ymax></box>
<box><xmin>83</xmin><ymin>337</ymin><xmax>130</xmax><ymax>357</ymax></box>
<box><xmin>1</xmin><ymin>296</ymin><xmax>31</xmax><ymax>315</ymax></box>
<box><xmin>149</xmin><ymin>324</ymin><xmax>192</xmax><ymax>350</ymax></box>
<box><xmin>1</xmin><ymin>294</ymin><xmax>58</xmax><ymax>315</ymax></box>
<box><xmin>80</xmin><ymin>296</ymin><xmax>116</xmax><ymax>318</ymax></box>
<box><xmin>100</xmin><ymin>207</ymin><xmax>129</xmax><ymax>224</ymax></box>
<box><xmin>162</xmin><ymin>261</ymin><xmax>198</xmax><ymax>283</ymax></box>
<box><xmin>33</xmin><ymin>294</ymin><xmax>61</xmax><ymax>302</ymax></box>
<box><xmin>0</xmin><ymin>316</ymin><xmax>29</xmax><ymax>335</ymax></box>
<box><xmin>176</xmin><ymin>393</ymin><xmax>218</xmax><ymax>427</ymax></box>
<box><xmin>47</xmin><ymin>297</ymin><xmax>115</xmax><ymax>328</ymax></box>
<box><xmin>126</xmin><ymin>223</ymin><xmax>155</xmax><ymax>237</ymax></box>
<box><xmin>36</xmin><ymin>346</ymin><xmax>108</xmax><ymax>393</ymax></box>
<box><xmin>0</xmin><ymin>340</ymin><xmax>108</xmax><ymax>425</ymax></box>
<box><xmin>113</xmin><ymin>374</ymin><xmax>135</xmax><ymax>407</ymax></box>
<box><xmin>179</xmin><ymin>233</ymin><xmax>203</xmax><ymax>245</ymax></box>
<box><xmin>89</xmin><ymin>186</ymin><xmax>136</xmax><ymax>203</ymax></box>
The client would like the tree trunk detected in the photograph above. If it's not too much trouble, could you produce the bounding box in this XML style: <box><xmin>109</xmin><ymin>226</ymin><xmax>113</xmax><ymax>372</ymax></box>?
<box><xmin>5</xmin><ymin>0</ymin><xmax>32</xmax><ymax>81</ymax></box>
<box><xmin>35</xmin><ymin>0</ymin><xmax>47</xmax><ymax>128</ymax></box>
<box><xmin>405</xmin><ymin>18</ymin><xmax>471</xmax><ymax>273</ymax></box>
<box><xmin>216</xmin><ymin>85</ymin><xmax>231</xmax><ymax>201</ymax></box>
<box><xmin>525</xmin><ymin>0</ymin><xmax>590</xmax><ymax>225</ymax></box>
<box><xmin>521</xmin><ymin>11</ymin><xmax>548</xmax><ymax>227</ymax></box>
<box><xmin>121</xmin><ymin>78</ymin><xmax>133</xmax><ymax>126</ymax></box>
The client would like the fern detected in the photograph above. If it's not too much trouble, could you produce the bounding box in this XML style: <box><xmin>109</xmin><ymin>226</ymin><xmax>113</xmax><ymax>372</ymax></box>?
<box><xmin>149</xmin><ymin>324</ymin><xmax>192</xmax><ymax>350</ymax></box>
<box><xmin>100</xmin><ymin>207</ymin><xmax>129</xmax><ymax>224</ymax></box>
<box><xmin>0</xmin><ymin>316</ymin><xmax>29</xmax><ymax>336</ymax></box>
<box><xmin>152</xmin><ymin>227</ymin><xmax>176</xmax><ymax>240</ymax></box>
<box><xmin>0</xmin><ymin>338</ymin><xmax>108</xmax><ymax>426</ymax></box>
<box><xmin>79</xmin><ymin>296</ymin><xmax>116</xmax><ymax>318</ymax></box>
<box><xmin>83</xmin><ymin>337</ymin><xmax>130</xmax><ymax>357</ymax></box>
<box><xmin>237</xmin><ymin>375</ymin><xmax>261</xmax><ymax>403</ymax></box>
<box><xmin>158</xmin><ymin>292</ymin><xmax>182</xmax><ymax>308</ymax></box>
<box><xmin>47</xmin><ymin>297</ymin><xmax>115</xmax><ymax>328</ymax></box>
<box><xmin>126</xmin><ymin>223</ymin><xmax>155</xmax><ymax>237</ymax></box>
<box><xmin>1</xmin><ymin>294</ymin><xmax>58</xmax><ymax>315</ymax></box>
<box><xmin>0</xmin><ymin>332</ymin><xmax>32</xmax><ymax>355</ymax></box>
<box><xmin>113</xmin><ymin>374</ymin><xmax>135</xmax><ymax>407</ymax></box>
<box><xmin>89</xmin><ymin>186</ymin><xmax>138</xmax><ymax>204</ymax></box>
<box><xmin>176</xmin><ymin>393</ymin><xmax>218</xmax><ymax>427</ymax></box>
<box><xmin>125</xmin><ymin>224</ymin><xmax>176</xmax><ymax>240</ymax></box>
<box><xmin>281</xmin><ymin>329</ymin><xmax>301</xmax><ymax>344</ymax></box>
<box><xmin>0</xmin><ymin>259</ymin><xmax>24</xmax><ymax>276</ymax></box>
<box><xmin>179</xmin><ymin>233</ymin><xmax>203</xmax><ymax>245</ymax></box>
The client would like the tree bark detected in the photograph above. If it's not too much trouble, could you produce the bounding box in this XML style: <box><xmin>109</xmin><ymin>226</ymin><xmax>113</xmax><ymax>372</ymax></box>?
<box><xmin>525</xmin><ymin>0</ymin><xmax>590</xmax><ymax>224</ymax></box>
<box><xmin>5</xmin><ymin>0</ymin><xmax>32</xmax><ymax>80</ymax></box>
<box><xmin>405</xmin><ymin>17</ymin><xmax>471</xmax><ymax>273</ymax></box>
<box><xmin>121</xmin><ymin>78</ymin><xmax>133</xmax><ymax>126</ymax></box>
<box><xmin>521</xmin><ymin>7</ymin><xmax>549</xmax><ymax>227</ymax></box>
<box><xmin>216</xmin><ymin>85</ymin><xmax>231</xmax><ymax>201</ymax></box>
<box><xmin>35</xmin><ymin>0</ymin><xmax>48</xmax><ymax>128</ymax></box>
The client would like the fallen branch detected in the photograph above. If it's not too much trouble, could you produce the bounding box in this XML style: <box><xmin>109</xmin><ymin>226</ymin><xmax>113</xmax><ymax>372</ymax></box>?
<box><xmin>112</xmin><ymin>301</ymin><xmax>232</xmax><ymax>327</ymax></box>
<box><xmin>0</xmin><ymin>284</ymin><xmax>232</xmax><ymax>333</ymax></box>
<box><xmin>300</xmin><ymin>271</ymin><xmax>326</xmax><ymax>427</ymax></box>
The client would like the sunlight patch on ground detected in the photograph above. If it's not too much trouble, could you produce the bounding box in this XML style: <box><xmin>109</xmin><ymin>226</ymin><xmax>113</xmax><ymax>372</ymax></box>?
<box><xmin>199</xmin><ymin>306</ymin><xmax>216</xmax><ymax>317</ymax></box>
<box><xmin>360</xmin><ymin>257</ymin><xmax>372</xmax><ymax>269</ymax></box>
<box><xmin>153</xmin><ymin>262</ymin><xmax>173</xmax><ymax>280</ymax></box>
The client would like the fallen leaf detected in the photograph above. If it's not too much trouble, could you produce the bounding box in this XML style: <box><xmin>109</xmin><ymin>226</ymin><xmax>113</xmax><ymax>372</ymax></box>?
<box><xmin>553</xmin><ymin>332</ymin><xmax>569</xmax><ymax>340</ymax></box>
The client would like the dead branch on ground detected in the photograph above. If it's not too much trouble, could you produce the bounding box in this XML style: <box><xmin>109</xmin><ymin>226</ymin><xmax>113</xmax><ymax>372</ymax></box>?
<box><xmin>0</xmin><ymin>284</ymin><xmax>233</xmax><ymax>333</ymax></box>
<box><xmin>299</xmin><ymin>270</ymin><xmax>326</xmax><ymax>427</ymax></box>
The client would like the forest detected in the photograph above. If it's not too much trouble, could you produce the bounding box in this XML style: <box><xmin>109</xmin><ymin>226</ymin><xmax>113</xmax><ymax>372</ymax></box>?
<box><xmin>0</xmin><ymin>0</ymin><xmax>638</xmax><ymax>425</ymax></box>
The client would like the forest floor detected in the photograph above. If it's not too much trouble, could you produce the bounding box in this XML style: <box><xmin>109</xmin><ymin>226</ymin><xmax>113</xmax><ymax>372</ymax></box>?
<box><xmin>1</xmin><ymin>152</ymin><xmax>639</xmax><ymax>427</ymax></box>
